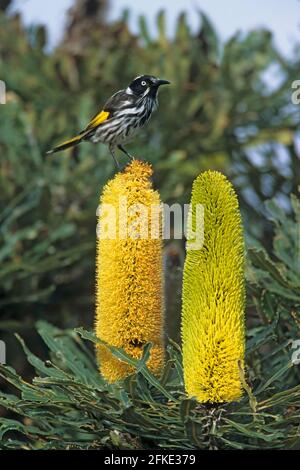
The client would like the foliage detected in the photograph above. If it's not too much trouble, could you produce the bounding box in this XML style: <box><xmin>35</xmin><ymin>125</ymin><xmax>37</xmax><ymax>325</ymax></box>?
<box><xmin>246</xmin><ymin>193</ymin><xmax>300</xmax><ymax>341</ymax></box>
<box><xmin>0</xmin><ymin>318</ymin><xmax>299</xmax><ymax>450</ymax></box>
<box><xmin>0</xmin><ymin>0</ymin><xmax>300</xmax><ymax>450</ymax></box>
<box><xmin>0</xmin><ymin>193</ymin><xmax>299</xmax><ymax>449</ymax></box>
<box><xmin>0</xmin><ymin>0</ymin><xmax>299</xmax><ymax>333</ymax></box>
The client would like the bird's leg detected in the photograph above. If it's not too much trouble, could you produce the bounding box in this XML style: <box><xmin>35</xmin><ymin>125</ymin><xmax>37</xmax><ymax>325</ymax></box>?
<box><xmin>109</xmin><ymin>145</ymin><xmax>120</xmax><ymax>170</ymax></box>
<box><xmin>118</xmin><ymin>144</ymin><xmax>134</xmax><ymax>160</ymax></box>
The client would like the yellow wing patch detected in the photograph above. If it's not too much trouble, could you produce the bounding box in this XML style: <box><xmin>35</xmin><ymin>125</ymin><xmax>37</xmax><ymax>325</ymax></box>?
<box><xmin>85</xmin><ymin>110</ymin><xmax>110</xmax><ymax>131</ymax></box>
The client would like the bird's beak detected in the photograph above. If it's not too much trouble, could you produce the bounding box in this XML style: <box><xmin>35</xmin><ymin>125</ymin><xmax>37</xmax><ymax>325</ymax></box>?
<box><xmin>155</xmin><ymin>79</ymin><xmax>170</xmax><ymax>87</ymax></box>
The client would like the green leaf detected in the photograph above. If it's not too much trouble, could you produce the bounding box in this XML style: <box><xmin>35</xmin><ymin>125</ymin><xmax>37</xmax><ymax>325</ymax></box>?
<box><xmin>75</xmin><ymin>328</ymin><xmax>179</xmax><ymax>403</ymax></box>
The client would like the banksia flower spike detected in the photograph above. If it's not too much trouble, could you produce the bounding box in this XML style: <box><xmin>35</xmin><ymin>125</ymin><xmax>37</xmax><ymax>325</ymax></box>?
<box><xmin>181</xmin><ymin>171</ymin><xmax>245</xmax><ymax>403</ymax></box>
<box><xmin>96</xmin><ymin>160</ymin><xmax>164</xmax><ymax>383</ymax></box>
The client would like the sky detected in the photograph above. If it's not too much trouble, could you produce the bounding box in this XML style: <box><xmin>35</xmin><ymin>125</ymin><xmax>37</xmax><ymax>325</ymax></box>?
<box><xmin>13</xmin><ymin>0</ymin><xmax>300</xmax><ymax>56</ymax></box>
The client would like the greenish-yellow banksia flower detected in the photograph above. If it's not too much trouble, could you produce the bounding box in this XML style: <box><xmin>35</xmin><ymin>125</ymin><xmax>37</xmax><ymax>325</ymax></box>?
<box><xmin>95</xmin><ymin>160</ymin><xmax>164</xmax><ymax>383</ymax></box>
<box><xmin>182</xmin><ymin>170</ymin><xmax>245</xmax><ymax>403</ymax></box>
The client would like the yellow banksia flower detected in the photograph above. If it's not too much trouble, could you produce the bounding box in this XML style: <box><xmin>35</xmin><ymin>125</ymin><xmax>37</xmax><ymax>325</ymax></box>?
<box><xmin>182</xmin><ymin>170</ymin><xmax>245</xmax><ymax>403</ymax></box>
<box><xmin>95</xmin><ymin>160</ymin><xmax>164</xmax><ymax>383</ymax></box>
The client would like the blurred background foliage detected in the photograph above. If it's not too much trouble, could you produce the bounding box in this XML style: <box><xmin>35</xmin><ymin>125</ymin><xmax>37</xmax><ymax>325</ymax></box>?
<box><xmin>0</xmin><ymin>0</ymin><xmax>299</xmax><ymax>410</ymax></box>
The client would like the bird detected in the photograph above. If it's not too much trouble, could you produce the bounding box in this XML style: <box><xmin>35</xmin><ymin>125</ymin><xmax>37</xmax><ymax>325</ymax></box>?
<box><xmin>46</xmin><ymin>75</ymin><xmax>170</xmax><ymax>169</ymax></box>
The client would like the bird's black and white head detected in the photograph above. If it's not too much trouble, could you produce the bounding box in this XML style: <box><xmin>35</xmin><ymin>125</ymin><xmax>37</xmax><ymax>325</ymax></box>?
<box><xmin>126</xmin><ymin>75</ymin><xmax>170</xmax><ymax>99</ymax></box>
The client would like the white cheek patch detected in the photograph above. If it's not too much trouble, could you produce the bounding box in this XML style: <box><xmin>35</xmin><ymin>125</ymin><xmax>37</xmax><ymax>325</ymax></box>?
<box><xmin>142</xmin><ymin>87</ymin><xmax>151</xmax><ymax>97</ymax></box>
<box><xmin>126</xmin><ymin>87</ymin><xmax>134</xmax><ymax>95</ymax></box>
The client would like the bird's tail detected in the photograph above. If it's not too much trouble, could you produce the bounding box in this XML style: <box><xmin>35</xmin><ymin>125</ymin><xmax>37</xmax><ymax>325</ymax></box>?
<box><xmin>46</xmin><ymin>134</ymin><xmax>84</xmax><ymax>155</ymax></box>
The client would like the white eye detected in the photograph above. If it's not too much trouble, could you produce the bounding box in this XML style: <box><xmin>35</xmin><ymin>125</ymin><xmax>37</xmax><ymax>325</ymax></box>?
<box><xmin>141</xmin><ymin>80</ymin><xmax>147</xmax><ymax>86</ymax></box>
